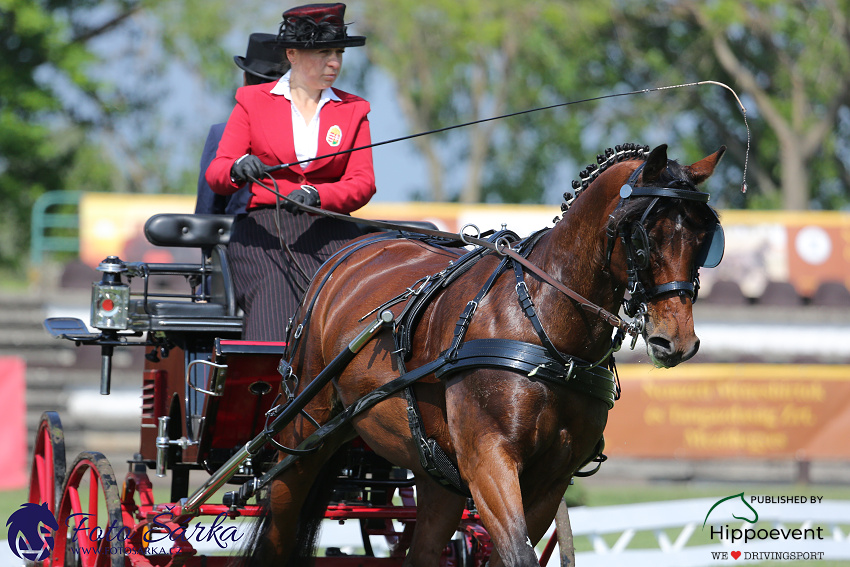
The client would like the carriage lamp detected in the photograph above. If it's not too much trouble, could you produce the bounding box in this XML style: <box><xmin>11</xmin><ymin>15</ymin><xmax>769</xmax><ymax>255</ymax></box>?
<box><xmin>91</xmin><ymin>256</ymin><xmax>130</xmax><ymax>330</ymax></box>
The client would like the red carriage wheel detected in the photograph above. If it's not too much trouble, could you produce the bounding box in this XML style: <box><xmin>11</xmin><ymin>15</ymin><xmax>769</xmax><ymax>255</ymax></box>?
<box><xmin>119</xmin><ymin>468</ymin><xmax>157</xmax><ymax>559</ymax></box>
<box><xmin>28</xmin><ymin>411</ymin><xmax>67</xmax><ymax>517</ymax></box>
<box><xmin>52</xmin><ymin>452</ymin><xmax>126</xmax><ymax>567</ymax></box>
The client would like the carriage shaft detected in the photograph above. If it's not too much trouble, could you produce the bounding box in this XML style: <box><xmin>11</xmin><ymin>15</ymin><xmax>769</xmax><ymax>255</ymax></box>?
<box><xmin>181</xmin><ymin>312</ymin><xmax>392</xmax><ymax>514</ymax></box>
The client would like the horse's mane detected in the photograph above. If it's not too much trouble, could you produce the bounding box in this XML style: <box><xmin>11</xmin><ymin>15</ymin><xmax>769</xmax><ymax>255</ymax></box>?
<box><xmin>561</xmin><ymin>143</ymin><xmax>650</xmax><ymax>214</ymax></box>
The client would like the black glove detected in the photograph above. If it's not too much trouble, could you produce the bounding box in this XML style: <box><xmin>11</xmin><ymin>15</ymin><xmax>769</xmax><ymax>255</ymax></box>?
<box><xmin>283</xmin><ymin>185</ymin><xmax>321</xmax><ymax>214</ymax></box>
<box><xmin>230</xmin><ymin>155</ymin><xmax>266</xmax><ymax>183</ymax></box>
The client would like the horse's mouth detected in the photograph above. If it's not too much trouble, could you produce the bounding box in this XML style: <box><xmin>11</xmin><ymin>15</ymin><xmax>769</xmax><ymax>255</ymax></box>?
<box><xmin>645</xmin><ymin>333</ymin><xmax>700</xmax><ymax>368</ymax></box>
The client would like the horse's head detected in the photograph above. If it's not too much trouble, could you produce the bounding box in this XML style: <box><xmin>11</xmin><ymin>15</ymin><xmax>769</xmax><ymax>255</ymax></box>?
<box><xmin>600</xmin><ymin>144</ymin><xmax>725</xmax><ymax>367</ymax></box>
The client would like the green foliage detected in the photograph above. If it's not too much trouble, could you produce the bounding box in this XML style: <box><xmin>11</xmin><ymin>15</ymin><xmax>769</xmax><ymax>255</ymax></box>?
<box><xmin>358</xmin><ymin>0</ymin><xmax>849</xmax><ymax>209</ymax></box>
<box><xmin>3</xmin><ymin>0</ymin><xmax>849</xmax><ymax>274</ymax></box>
<box><xmin>606</xmin><ymin>0</ymin><xmax>850</xmax><ymax>209</ymax></box>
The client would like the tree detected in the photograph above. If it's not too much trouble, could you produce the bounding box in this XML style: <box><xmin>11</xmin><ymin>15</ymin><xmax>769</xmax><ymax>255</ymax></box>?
<box><xmin>358</xmin><ymin>0</ymin><xmax>619</xmax><ymax>204</ymax></box>
<box><xmin>0</xmin><ymin>0</ymin><xmax>275</xmax><ymax>272</ymax></box>
<box><xmin>360</xmin><ymin>0</ymin><xmax>850</xmax><ymax>210</ymax></box>
<box><xmin>0</xmin><ymin>0</ymin><xmax>148</xmax><ymax>270</ymax></box>
<box><xmin>607</xmin><ymin>0</ymin><xmax>850</xmax><ymax>210</ymax></box>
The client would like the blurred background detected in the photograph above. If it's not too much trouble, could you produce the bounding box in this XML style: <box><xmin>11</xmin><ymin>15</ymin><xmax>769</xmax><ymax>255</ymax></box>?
<box><xmin>2</xmin><ymin>0</ymin><xmax>850</xmax><ymax>564</ymax></box>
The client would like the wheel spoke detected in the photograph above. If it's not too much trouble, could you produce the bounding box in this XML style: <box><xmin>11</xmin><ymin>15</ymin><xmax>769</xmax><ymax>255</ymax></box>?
<box><xmin>56</xmin><ymin>452</ymin><xmax>125</xmax><ymax>567</ymax></box>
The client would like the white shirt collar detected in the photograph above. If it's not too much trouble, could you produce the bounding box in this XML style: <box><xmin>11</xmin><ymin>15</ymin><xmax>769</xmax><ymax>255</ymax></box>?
<box><xmin>270</xmin><ymin>70</ymin><xmax>342</xmax><ymax>102</ymax></box>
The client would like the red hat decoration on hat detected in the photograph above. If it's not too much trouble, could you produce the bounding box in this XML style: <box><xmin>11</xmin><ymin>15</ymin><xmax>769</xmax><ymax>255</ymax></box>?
<box><xmin>276</xmin><ymin>3</ymin><xmax>366</xmax><ymax>48</ymax></box>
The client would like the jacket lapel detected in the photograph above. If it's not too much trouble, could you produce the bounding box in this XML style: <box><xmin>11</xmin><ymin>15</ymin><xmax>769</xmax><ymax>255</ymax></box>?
<box><xmin>260</xmin><ymin>90</ymin><xmax>300</xmax><ymax>174</ymax></box>
<box><xmin>306</xmin><ymin>99</ymin><xmax>349</xmax><ymax>174</ymax></box>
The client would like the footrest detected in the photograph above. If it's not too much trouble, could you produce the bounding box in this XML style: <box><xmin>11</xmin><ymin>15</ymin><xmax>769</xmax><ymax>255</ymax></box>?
<box><xmin>44</xmin><ymin>317</ymin><xmax>101</xmax><ymax>341</ymax></box>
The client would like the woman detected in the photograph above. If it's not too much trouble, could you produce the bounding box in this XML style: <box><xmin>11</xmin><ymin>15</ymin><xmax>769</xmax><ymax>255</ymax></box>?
<box><xmin>206</xmin><ymin>3</ymin><xmax>375</xmax><ymax>341</ymax></box>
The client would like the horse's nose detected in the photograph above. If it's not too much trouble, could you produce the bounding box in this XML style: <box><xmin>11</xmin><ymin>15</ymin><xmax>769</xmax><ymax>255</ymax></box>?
<box><xmin>646</xmin><ymin>334</ymin><xmax>700</xmax><ymax>367</ymax></box>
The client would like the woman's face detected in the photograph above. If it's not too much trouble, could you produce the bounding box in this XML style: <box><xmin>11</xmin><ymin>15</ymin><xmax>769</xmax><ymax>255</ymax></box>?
<box><xmin>288</xmin><ymin>47</ymin><xmax>345</xmax><ymax>91</ymax></box>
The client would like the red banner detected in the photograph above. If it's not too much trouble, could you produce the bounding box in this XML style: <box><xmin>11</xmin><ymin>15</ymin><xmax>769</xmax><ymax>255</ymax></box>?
<box><xmin>605</xmin><ymin>364</ymin><xmax>850</xmax><ymax>459</ymax></box>
<box><xmin>0</xmin><ymin>356</ymin><xmax>27</xmax><ymax>489</ymax></box>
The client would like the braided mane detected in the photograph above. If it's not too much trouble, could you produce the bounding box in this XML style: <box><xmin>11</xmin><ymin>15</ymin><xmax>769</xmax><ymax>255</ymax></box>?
<box><xmin>561</xmin><ymin>143</ymin><xmax>650</xmax><ymax>214</ymax></box>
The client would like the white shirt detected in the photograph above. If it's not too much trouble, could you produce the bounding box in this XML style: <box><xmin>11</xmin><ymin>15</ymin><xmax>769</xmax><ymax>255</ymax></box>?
<box><xmin>270</xmin><ymin>71</ymin><xmax>341</xmax><ymax>170</ymax></box>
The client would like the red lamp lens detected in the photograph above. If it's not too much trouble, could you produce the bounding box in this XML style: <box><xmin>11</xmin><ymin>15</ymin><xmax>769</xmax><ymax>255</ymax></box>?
<box><xmin>102</xmin><ymin>298</ymin><xmax>115</xmax><ymax>311</ymax></box>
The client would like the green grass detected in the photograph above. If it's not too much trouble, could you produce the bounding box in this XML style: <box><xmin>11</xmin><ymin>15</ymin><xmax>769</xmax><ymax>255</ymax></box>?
<box><xmin>1</xmin><ymin>489</ymin><xmax>28</xmax><ymax>539</ymax></box>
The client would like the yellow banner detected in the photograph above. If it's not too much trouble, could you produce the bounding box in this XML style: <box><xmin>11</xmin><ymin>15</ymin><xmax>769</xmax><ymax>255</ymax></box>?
<box><xmin>605</xmin><ymin>364</ymin><xmax>850</xmax><ymax>459</ymax></box>
<box><xmin>79</xmin><ymin>193</ymin><xmax>195</xmax><ymax>267</ymax></box>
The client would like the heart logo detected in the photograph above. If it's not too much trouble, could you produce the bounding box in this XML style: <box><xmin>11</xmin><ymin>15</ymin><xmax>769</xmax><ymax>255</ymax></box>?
<box><xmin>731</xmin><ymin>551</ymin><xmax>741</xmax><ymax>560</ymax></box>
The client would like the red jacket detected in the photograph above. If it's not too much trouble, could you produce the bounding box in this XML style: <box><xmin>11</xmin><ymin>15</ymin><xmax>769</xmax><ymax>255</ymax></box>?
<box><xmin>206</xmin><ymin>83</ymin><xmax>376</xmax><ymax>214</ymax></box>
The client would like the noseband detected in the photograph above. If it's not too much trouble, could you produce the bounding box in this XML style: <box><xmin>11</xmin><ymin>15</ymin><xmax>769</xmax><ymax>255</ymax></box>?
<box><xmin>606</xmin><ymin>163</ymin><xmax>724</xmax><ymax>318</ymax></box>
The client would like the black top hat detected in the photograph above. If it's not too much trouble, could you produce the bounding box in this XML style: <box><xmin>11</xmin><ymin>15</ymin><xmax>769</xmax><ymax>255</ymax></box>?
<box><xmin>233</xmin><ymin>33</ymin><xmax>289</xmax><ymax>81</ymax></box>
<box><xmin>275</xmin><ymin>3</ymin><xmax>366</xmax><ymax>48</ymax></box>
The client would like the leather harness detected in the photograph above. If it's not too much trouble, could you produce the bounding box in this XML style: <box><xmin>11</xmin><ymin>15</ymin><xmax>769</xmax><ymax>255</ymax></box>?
<box><xmin>283</xmin><ymin>229</ymin><xmax>620</xmax><ymax>495</ymax></box>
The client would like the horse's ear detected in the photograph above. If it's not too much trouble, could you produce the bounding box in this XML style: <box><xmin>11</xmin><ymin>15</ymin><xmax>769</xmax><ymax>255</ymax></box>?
<box><xmin>641</xmin><ymin>144</ymin><xmax>668</xmax><ymax>183</ymax></box>
<box><xmin>686</xmin><ymin>145</ymin><xmax>726</xmax><ymax>184</ymax></box>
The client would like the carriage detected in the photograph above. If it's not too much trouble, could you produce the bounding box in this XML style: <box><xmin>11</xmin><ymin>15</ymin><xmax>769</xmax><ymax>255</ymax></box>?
<box><xmin>29</xmin><ymin>142</ymin><xmax>725</xmax><ymax>566</ymax></box>
<box><xmin>30</xmin><ymin>213</ymin><xmax>570</xmax><ymax>566</ymax></box>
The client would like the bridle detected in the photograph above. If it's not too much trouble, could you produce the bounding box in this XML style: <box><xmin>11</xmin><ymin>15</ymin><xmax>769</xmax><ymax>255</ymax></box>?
<box><xmin>605</xmin><ymin>162</ymin><xmax>725</xmax><ymax>320</ymax></box>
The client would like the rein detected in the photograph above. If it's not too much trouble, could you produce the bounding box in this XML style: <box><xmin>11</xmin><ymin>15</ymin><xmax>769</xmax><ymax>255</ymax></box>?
<box><xmin>240</xmin><ymin>80</ymin><xmax>750</xmax><ymax>339</ymax></box>
<box><xmin>262</xmin><ymin>80</ymin><xmax>750</xmax><ymax>193</ymax></box>
<box><xmin>248</xmin><ymin>173</ymin><xmax>640</xmax><ymax>338</ymax></box>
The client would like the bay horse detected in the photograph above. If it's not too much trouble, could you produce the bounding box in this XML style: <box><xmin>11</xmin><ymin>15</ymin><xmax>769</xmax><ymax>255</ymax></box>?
<box><xmin>245</xmin><ymin>142</ymin><xmax>726</xmax><ymax>566</ymax></box>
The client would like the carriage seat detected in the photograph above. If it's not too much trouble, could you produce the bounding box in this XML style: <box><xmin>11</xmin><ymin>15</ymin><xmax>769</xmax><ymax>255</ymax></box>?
<box><xmin>136</xmin><ymin>214</ymin><xmax>241</xmax><ymax>331</ymax></box>
<box><xmin>144</xmin><ymin>213</ymin><xmax>235</xmax><ymax>251</ymax></box>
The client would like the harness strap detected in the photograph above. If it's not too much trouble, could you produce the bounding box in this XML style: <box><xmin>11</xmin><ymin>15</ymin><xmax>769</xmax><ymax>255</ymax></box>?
<box><xmin>646</xmin><ymin>280</ymin><xmax>696</xmax><ymax>299</ymax></box>
<box><xmin>446</xmin><ymin>254</ymin><xmax>512</xmax><ymax>360</ymax></box>
<box><xmin>285</xmin><ymin>231</ymin><xmax>402</xmax><ymax>355</ymax></box>
<box><xmin>436</xmin><ymin>339</ymin><xmax>618</xmax><ymax>409</ymax></box>
<box><xmin>512</xmin><ymin>253</ymin><xmax>578</xmax><ymax>369</ymax></box>
<box><xmin>404</xmin><ymin>245</ymin><xmax>516</xmax><ymax>496</ymax></box>
<box><xmin>403</xmin><ymin>386</ymin><xmax>472</xmax><ymax>496</ymax></box>
<box><xmin>630</xmin><ymin>186</ymin><xmax>710</xmax><ymax>202</ymax></box>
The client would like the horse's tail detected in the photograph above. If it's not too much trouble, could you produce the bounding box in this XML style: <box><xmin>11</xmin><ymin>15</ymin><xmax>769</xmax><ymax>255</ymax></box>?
<box><xmin>228</xmin><ymin>447</ymin><xmax>348</xmax><ymax>567</ymax></box>
<box><xmin>228</xmin><ymin>492</ymin><xmax>272</xmax><ymax>567</ymax></box>
<box><xmin>288</xmin><ymin>446</ymin><xmax>349</xmax><ymax>566</ymax></box>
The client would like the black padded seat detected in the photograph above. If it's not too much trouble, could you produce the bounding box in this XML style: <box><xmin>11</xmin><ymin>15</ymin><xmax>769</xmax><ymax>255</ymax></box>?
<box><xmin>145</xmin><ymin>214</ymin><xmax>235</xmax><ymax>250</ymax></box>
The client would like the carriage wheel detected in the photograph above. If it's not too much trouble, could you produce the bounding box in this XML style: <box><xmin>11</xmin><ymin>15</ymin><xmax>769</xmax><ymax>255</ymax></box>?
<box><xmin>28</xmin><ymin>411</ymin><xmax>67</xmax><ymax>516</ymax></box>
<box><xmin>554</xmin><ymin>497</ymin><xmax>576</xmax><ymax>566</ymax></box>
<box><xmin>52</xmin><ymin>452</ymin><xmax>126</xmax><ymax>567</ymax></box>
<box><xmin>119</xmin><ymin>469</ymin><xmax>157</xmax><ymax>558</ymax></box>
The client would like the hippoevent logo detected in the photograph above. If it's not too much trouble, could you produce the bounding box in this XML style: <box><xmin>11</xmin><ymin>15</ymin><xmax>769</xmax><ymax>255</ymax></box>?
<box><xmin>704</xmin><ymin>492</ymin><xmax>827</xmax><ymax>562</ymax></box>
<box><xmin>6</xmin><ymin>502</ymin><xmax>59</xmax><ymax>562</ymax></box>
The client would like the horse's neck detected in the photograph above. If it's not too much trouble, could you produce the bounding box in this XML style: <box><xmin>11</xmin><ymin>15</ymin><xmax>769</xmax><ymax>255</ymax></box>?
<box><xmin>547</xmin><ymin>191</ymin><xmax>619</xmax><ymax>299</ymax></box>
<box><xmin>528</xmin><ymin>188</ymin><xmax>624</xmax><ymax>354</ymax></box>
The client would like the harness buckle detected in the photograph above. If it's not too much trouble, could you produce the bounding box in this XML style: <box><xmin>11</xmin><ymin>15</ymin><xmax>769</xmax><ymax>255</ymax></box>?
<box><xmin>629</xmin><ymin>307</ymin><xmax>647</xmax><ymax>350</ymax></box>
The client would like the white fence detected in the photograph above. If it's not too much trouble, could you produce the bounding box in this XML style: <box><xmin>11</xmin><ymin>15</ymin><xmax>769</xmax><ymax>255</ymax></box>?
<box><xmin>314</xmin><ymin>497</ymin><xmax>850</xmax><ymax>566</ymax></box>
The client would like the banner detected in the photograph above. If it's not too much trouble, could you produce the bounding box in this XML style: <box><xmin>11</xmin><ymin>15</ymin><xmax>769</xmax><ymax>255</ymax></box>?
<box><xmin>76</xmin><ymin>194</ymin><xmax>850</xmax><ymax>299</ymax></box>
<box><xmin>605</xmin><ymin>364</ymin><xmax>850</xmax><ymax>459</ymax></box>
<box><xmin>0</xmin><ymin>357</ymin><xmax>27</xmax><ymax>489</ymax></box>
<box><xmin>78</xmin><ymin>193</ymin><xmax>195</xmax><ymax>267</ymax></box>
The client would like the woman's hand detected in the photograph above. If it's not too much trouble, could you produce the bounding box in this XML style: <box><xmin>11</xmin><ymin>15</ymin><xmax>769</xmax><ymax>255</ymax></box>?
<box><xmin>231</xmin><ymin>155</ymin><xmax>266</xmax><ymax>183</ymax></box>
<box><xmin>284</xmin><ymin>185</ymin><xmax>321</xmax><ymax>214</ymax></box>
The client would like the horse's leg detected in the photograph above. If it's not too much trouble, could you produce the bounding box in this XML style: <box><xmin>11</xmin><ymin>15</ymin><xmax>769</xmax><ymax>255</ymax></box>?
<box><xmin>457</xmin><ymin>442</ymin><xmax>538</xmax><ymax>567</ymax></box>
<box><xmin>402</xmin><ymin>473</ymin><xmax>466</xmax><ymax>567</ymax></box>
